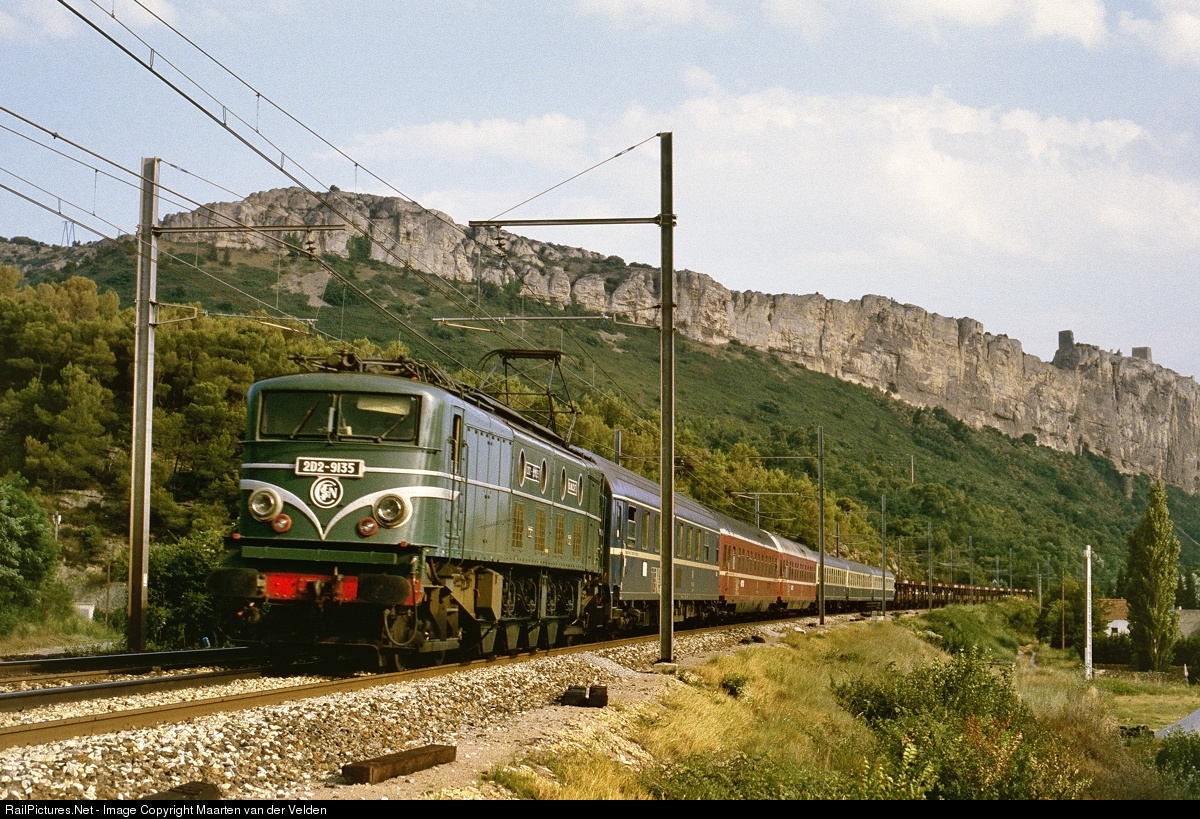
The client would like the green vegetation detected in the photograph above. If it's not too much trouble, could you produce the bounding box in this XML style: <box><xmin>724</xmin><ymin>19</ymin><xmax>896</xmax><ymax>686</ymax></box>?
<box><xmin>0</xmin><ymin>475</ymin><xmax>64</xmax><ymax>633</ymax></box>
<box><xmin>485</xmin><ymin>603</ymin><xmax>1198</xmax><ymax>800</ymax></box>
<box><xmin>1156</xmin><ymin>732</ymin><xmax>1200</xmax><ymax>798</ymax></box>
<box><xmin>1127</xmin><ymin>482</ymin><xmax>1182</xmax><ymax>671</ymax></box>
<box><xmin>833</xmin><ymin>648</ymin><xmax>1081</xmax><ymax>798</ymax></box>
<box><xmin>2</xmin><ymin>235</ymin><xmax>1200</xmax><ymax>643</ymax></box>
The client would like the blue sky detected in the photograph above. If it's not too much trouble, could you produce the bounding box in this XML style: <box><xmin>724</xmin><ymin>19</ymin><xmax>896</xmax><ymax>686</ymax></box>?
<box><xmin>3</xmin><ymin>1</ymin><xmax>1200</xmax><ymax>377</ymax></box>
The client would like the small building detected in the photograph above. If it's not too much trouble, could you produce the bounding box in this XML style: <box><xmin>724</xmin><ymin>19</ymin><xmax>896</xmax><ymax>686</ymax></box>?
<box><xmin>1100</xmin><ymin>598</ymin><xmax>1129</xmax><ymax>636</ymax></box>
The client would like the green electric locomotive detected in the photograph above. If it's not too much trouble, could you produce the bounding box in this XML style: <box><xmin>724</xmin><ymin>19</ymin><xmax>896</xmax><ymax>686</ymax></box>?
<box><xmin>208</xmin><ymin>353</ymin><xmax>606</xmax><ymax>668</ymax></box>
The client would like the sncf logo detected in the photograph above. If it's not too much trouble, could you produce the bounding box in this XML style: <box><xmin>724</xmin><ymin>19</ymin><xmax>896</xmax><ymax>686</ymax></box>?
<box><xmin>310</xmin><ymin>477</ymin><xmax>344</xmax><ymax>509</ymax></box>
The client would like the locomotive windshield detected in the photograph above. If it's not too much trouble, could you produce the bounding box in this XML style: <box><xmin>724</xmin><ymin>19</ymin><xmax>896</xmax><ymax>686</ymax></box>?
<box><xmin>259</xmin><ymin>390</ymin><xmax>420</xmax><ymax>443</ymax></box>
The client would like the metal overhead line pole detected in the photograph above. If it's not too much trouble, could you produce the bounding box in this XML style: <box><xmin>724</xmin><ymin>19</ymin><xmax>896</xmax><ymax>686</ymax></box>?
<box><xmin>927</xmin><ymin>521</ymin><xmax>933</xmax><ymax>611</ymax></box>
<box><xmin>658</xmin><ymin>132</ymin><xmax>675</xmax><ymax>664</ymax></box>
<box><xmin>471</xmin><ymin>132</ymin><xmax>676</xmax><ymax>663</ymax></box>
<box><xmin>1085</xmin><ymin>545</ymin><xmax>1094</xmax><ymax>680</ymax></box>
<box><xmin>817</xmin><ymin>426</ymin><xmax>825</xmax><ymax>626</ymax></box>
<box><xmin>880</xmin><ymin>494</ymin><xmax>887</xmax><ymax>616</ymax></box>
<box><xmin>129</xmin><ymin>157</ymin><xmax>159</xmax><ymax>652</ymax></box>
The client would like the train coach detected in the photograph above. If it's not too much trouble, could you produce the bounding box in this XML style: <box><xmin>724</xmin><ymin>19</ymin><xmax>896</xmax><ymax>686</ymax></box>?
<box><xmin>208</xmin><ymin>353</ymin><xmax>896</xmax><ymax>668</ymax></box>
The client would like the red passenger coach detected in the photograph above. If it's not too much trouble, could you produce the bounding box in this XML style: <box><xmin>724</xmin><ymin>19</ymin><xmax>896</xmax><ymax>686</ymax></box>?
<box><xmin>770</xmin><ymin>534</ymin><xmax>818</xmax><ymax>613</ymax></box>
<box><xmin>716</xmin><ymin>513</ymin><xmax>782</xmax><ymax>615</ymax></box>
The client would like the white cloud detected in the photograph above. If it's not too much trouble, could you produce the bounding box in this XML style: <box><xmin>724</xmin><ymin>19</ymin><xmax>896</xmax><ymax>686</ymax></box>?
<box><xmin>621</xmin><ymin>78</ymin><xmax>1197</xmax><ymax>288</ymax></box>
<box><xmin>870</xmin><ymin>0</ymin><xmax>1108</xmax><ymax>47</ymax></box>
<box><xmin>1025</xmin><ymin>0</ymin><xmax>1108</xmax><ymax>48</ymax></box>
<box><xmin>346</xmin><ymin>114</ymin><xmax>592</xmax><ymax>172</ymax></box>
<box><xmin>0</xmin><ymin>1</ymin><xmax>77</xmax><ymax>42</ymax></box>
<box><xmin>0</xmin><ymin>0</ymin><xmax>180</xmax><ymax>42</ymax></box>
<box><xmin>575</xmin><ymin>0</ymin><xmax>735</xmax><ymax>30</ymax></box>
<box><xmin>1120</xmin><ymin>1</ymin><xmax>1200</xmax><ymax>66</ymax></box>
<box><xmin>761</xmin><ymin>0</ymin><xmax>833</xmax><ymax>40</ymax></box>
<box><xmin>874</xmin><ymin>0</ymin><xmax>1017</xmax><ymax>29</ymax></box>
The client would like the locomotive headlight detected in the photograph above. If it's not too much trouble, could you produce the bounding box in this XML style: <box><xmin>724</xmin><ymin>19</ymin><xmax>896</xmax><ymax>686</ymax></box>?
<box><xmin>248</xmin><ymin>488</ymin><xmax>283</xmax><ymax>521</ymax></box>
<box><xmin>373</xmin><ymin>494</ymin><xmax>411</xmax><ymax>528</ymax></box>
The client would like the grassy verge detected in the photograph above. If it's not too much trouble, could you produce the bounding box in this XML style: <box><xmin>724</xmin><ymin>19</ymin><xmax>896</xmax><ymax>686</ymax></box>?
<box><xmin>486</xmin><ymin>604</ymin><xmax>1200</xmax><ymax>799</ymax></box>
<box><xmin>0</xmin><ymin>612</ymin><xmax>119</xmax><ymax>658</ymax></box>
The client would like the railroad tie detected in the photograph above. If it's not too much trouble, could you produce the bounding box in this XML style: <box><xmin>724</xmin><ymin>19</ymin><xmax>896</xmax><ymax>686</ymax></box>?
<box><xmin>341</xmin><ymin>744</ymin><xmax>457</xmax><ymax>786</ymax></box>
<box><xmin>143</xmin><ymin>781</ymin><xmax>223</xmax><ymax>799</ymax></box>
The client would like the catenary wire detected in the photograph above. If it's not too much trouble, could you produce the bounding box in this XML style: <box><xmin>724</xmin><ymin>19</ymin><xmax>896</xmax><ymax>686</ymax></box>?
<box><xmin>52</xmin><ymin>1</ymin><xmax>667</xmax><ymax>440</ymax></box>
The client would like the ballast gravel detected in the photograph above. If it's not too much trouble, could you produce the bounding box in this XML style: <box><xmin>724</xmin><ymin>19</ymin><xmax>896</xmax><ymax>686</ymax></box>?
<box><xmin>0</xmin><ymin>624</ymin><xmax>808</xmax><ymax>800</ymax></box>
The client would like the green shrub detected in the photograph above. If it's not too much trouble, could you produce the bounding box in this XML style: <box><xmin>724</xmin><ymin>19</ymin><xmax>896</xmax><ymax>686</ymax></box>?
<box><xmin>720</xmin><ymin>673</ymin><xmax>750</xmax><ymax>698</ymax></box>
<box><xmin>1094</xmin><ymin>632</ymin><xmax>1132</xmax><ymax>664</ymax></box>
<box><xmin>0</xmin><ymin>475</ymin><xmax>61</xmax><ymax>633</ymax></box>
<box><xmin>1174</xmin><ymin>632</ymin><xmax>1200</xmax><ymax>684</ymax></box>
<box><xmin>1155</xmin><ymin>731</ymin><xmax>1200</xmax><ymax>798</ymax></box>
<box><xmin>145</xmin><ymin>529</ymin><xmax>224</xmax><ymax>649</ymax></box>
<box><xmin>834</xmin><ymin>649</ymin><xmax>1086</xmax><ymax>799</ymax></box>
<box><xmin>643</xmin><ymin>750</ymin><xmax>938</xmax><ymax>800</ymax></box>
<box><xmin>909</xmin><ymin>599</ymin><xmax>1037</xmax><ymax>660</ymax></box>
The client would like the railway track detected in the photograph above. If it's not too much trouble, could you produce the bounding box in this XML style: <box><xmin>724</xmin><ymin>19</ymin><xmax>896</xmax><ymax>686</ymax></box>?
<box><xmin>0</xmin><ymin>647</ymin><xmax>256</xmax><ymax>678</ymax></box>
<box><xmin>0</xmin><ymin>619</ymin><xmax>845</xmax><ymax>799</ymax></box>
<box><xmin>0</xmin><ymin>626</ymin><xmax>740</xmax><ymax>751</ymax></box>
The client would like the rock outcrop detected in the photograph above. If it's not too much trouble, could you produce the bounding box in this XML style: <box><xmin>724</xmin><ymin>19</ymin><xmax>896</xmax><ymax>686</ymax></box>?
<box><xmin>161</xmin><ymin>188</ymin><xmax>1200</xmax><ymax>492</ymax></box>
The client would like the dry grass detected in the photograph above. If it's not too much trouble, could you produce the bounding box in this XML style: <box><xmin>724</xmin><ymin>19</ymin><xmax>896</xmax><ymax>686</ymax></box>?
<box><xmin>487</xmin><ymin>620</ymin><xmax>1194</xmax><ymax>799</ymax></box>
<box><xmin>0</xmin><ymin>614</ymin><xmax>117</xmax><ymax>658</ymax></box>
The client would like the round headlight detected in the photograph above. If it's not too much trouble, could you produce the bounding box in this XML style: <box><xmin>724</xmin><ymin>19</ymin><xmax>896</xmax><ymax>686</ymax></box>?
<box><xmin>373</xmin><ymin>494</ymin><xmax>411</xmax><ymax>528</ymax></box>
<box><xmin>248</xmin><ymin>489</ymin><xmax>283</xmax><ymax>521</ymax></box>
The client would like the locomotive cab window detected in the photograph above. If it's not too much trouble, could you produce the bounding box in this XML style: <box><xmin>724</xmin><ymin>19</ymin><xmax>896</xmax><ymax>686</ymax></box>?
<box><xmin>259</xmin><ymin>391</ymin><xmax>419</xmax><ymax>443</ymax></box>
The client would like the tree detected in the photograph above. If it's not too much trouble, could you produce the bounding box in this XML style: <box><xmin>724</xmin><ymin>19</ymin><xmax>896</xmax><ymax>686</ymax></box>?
<box><xmin>0</xmin><ymin>474</ymin><xmax>60</xmax><ymax>633</ymax></box>
<box><xmin>1126</xmin><ymin>481</ymin><xmax>1181</xmax><ymax>671</ymax></box>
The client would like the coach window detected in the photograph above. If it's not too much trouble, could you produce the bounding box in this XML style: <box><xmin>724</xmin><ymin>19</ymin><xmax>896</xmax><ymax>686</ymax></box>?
<box><xmin>626</xmin><ymin>506</ymin><xmax>638</xmax><ymax>548</ymax></box>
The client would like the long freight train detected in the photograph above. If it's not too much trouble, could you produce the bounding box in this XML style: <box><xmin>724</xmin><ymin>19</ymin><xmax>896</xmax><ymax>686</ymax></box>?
<box><xmin>208</xmin><ymin>353</ymin><xmax>896</xmax><ymax>668</ymax></box>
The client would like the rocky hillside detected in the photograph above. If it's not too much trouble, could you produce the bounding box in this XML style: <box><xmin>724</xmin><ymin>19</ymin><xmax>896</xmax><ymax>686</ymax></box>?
<box><xmin>160</xmin><ymin>187</ymin><xmax>1200</xmax><ymax>493</ymax></box>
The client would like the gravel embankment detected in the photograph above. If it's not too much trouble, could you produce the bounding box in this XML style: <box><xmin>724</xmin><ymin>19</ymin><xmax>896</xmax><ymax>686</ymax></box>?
<box><xmin>0</xmin><ymin>625</ymin><xmax>800</xmax><ymax>800</ymax></box>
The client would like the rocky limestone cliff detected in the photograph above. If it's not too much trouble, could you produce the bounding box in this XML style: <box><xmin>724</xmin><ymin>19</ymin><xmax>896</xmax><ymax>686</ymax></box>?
<box><xmin>162</xmin><ymin>188</ymin><xmax>1200</xmax><ymax>493</ymax></box>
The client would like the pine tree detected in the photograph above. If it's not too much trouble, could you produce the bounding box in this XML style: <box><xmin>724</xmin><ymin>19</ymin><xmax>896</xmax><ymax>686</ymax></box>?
<box><xmin>1126</xmin><ymin>482</ymin><xmax>1181</xmax><ymax>671</ymax></box>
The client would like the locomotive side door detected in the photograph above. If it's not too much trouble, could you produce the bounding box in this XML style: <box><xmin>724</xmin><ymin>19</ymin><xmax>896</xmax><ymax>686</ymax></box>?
<box><xmin>446</xmin><ymin>412</ymin><xmax>466</xmax><ymax>554</ymax></box>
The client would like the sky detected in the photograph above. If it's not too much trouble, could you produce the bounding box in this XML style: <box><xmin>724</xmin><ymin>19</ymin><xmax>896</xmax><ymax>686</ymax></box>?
<box><xmin>3</xmin><ymin>1</ymin><xmax>1200</xmax><ymax>377</ymax></box>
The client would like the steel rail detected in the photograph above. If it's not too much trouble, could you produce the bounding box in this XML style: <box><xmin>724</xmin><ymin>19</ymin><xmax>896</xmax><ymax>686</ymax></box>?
<box><xmin>0</xmin><ymin>668</ymin><xmax>266</xmax><ymax>712</ymax></box>
<box><xmin>0</xmin><ymin>647</ymin><xmax>254</xmax><ymax>678</ymax></box>
<box><xmin>0</xmin><ymin>628</ymin><xmax>695</xmax><ymax>750</ymax></box>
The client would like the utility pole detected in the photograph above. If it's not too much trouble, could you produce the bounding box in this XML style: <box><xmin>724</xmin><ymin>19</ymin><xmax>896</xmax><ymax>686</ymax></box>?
<box><xmin>1037</xmin><ymin>560</ymin><xmax>1043</xmax><ymax>609</ymax></box>
<box><xmin>1061</xmin><ymin>569</ymin><xmax>1066</xmax><ymax>650</ymax></box>
<box><xmin>881</xmin><ymin>495</ymin><xmax>887</xmax><ymax>616</ymax></box>
<box><xmin>658</xmin><ymin>133</ymin><xmax>675</xmax><ymax>664</ymax></box>
<box><xmin>927</xmin><ymin>521</ymin><xmax>933</xmax><ymax>611</ymax></box>
<box><xmin>817</xmin><ymin>426</ymin><xmax>825</xmax><ymax>625</ymax></box>
<box><xmin>969</xmin><ymin>535</ymin><xmax>973</xmax><ymax>588</ymax></box>
<box><xmin>471</xmin><ymin>132</ymin><xmax>676</xmax><ymax>662</ymax></box>
<box><xmin>1085</xmin><ymin>545</ymin><xmax>1093</xmax><ymax>680</ymax></box>
<box><xmin>128</xmin><ymin>157</ymin><xmax>159</xmax><ymax>653</ymax></box>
